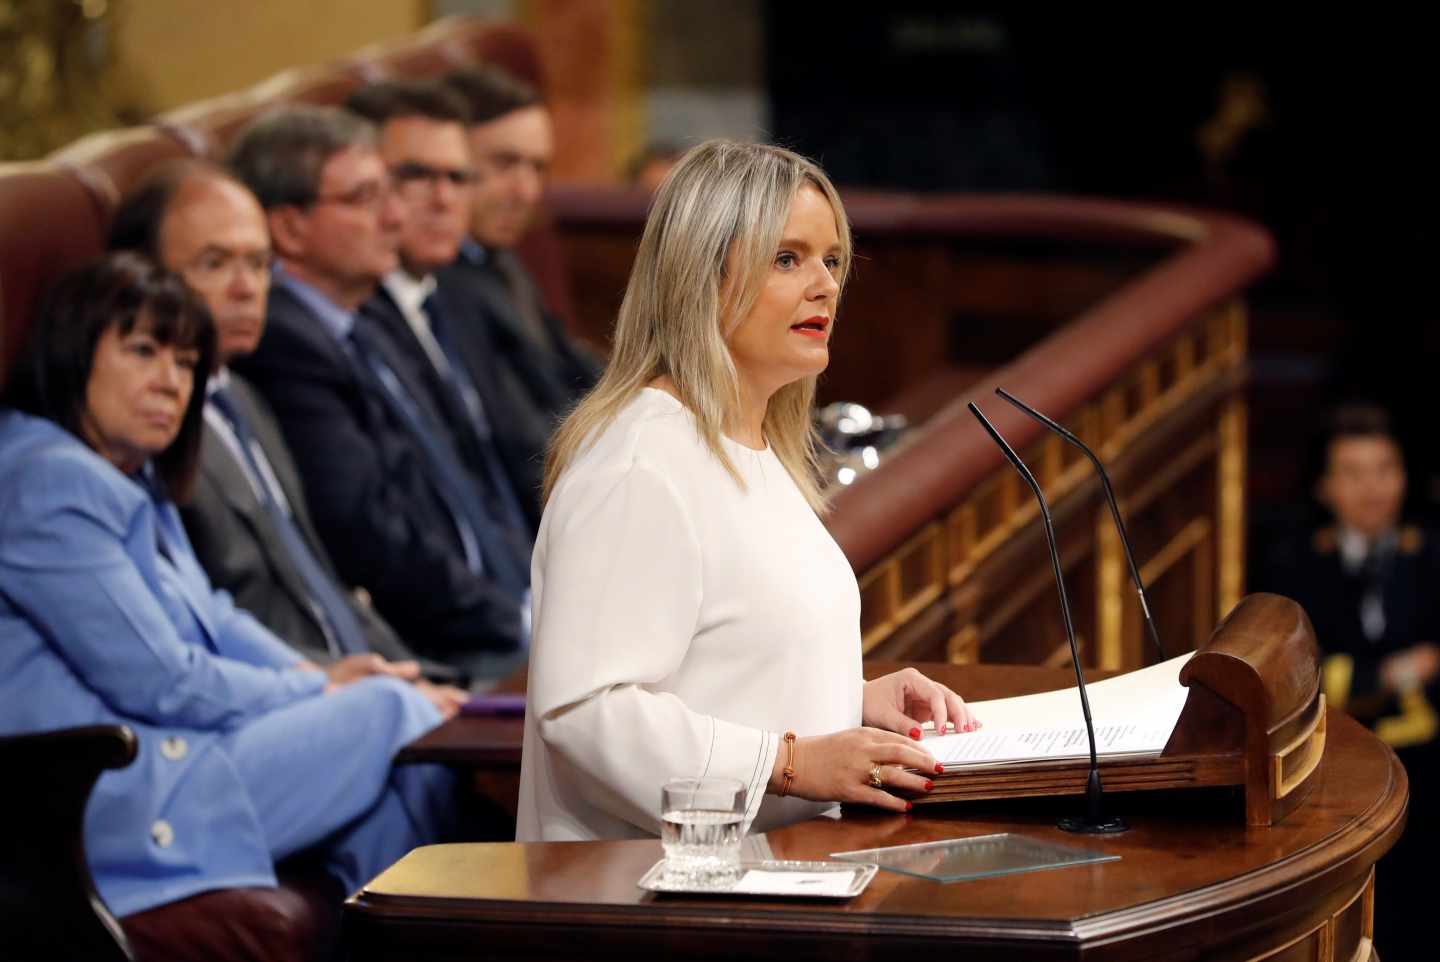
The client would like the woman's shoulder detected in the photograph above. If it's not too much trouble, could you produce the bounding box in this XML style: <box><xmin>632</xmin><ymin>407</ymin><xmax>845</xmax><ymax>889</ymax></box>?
<box><xmin>578</xmin><ymin>388</ymin><xmax>711</xmax><ymax>472</ymax></box>
<box><xmin>0</xmin><ymin>410</ymin><xmax>142</xmax><ymax>531</ymax></box>
<box><xmin>549</xmin><ymin>390</ymin><xmax>709</xmax><ymax>508</ymax></box>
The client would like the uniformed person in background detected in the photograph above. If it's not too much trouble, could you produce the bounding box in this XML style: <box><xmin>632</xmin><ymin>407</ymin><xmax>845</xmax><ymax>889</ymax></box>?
<box><xmin>1260</xmin><ymin>402</ymin><xmax>1438</xmax><ymax>956</ymax></box>
<box><xmin>1264</xmin><ymin>403</ymin><xmax>1440</xmax><ymax>741</ymax></box>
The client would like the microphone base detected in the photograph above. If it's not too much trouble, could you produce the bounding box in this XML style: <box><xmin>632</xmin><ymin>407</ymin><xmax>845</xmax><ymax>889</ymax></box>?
<box><xmin>1057</xmin><ymin>814</ymin><xmax>1129</xmax><ymax>835</ymax></box>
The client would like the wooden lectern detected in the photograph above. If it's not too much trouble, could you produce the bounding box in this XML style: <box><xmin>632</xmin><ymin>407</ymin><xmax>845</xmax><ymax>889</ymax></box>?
<box><xmin>349</xmin><ymin>636</ymin><xmax>1404</xmax><ymax>961</ymax></box>
<box><xmin>923</xmin><ymin>593</ymin><xmax>1328</xmax><ymax>827</ymax></box>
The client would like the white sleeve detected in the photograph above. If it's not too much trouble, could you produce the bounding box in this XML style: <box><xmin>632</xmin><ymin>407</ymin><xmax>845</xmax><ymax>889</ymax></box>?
<box><xmin>529</xmin><ymin>458</ymin><xmax>777</xmax><ymax>835</ymax></box>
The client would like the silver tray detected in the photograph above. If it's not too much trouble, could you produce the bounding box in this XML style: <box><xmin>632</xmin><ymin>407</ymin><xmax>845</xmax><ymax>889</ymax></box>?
<box><xmin>637</xmin><ymin>858</ymin><xmax>877</xmax><ymax>898</ymax></box>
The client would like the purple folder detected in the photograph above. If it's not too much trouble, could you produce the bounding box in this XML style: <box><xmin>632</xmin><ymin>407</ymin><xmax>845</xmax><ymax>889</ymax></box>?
<box><xmin>460</xmin><ymin>692</ymin><xmax>527</xmax><ymax>717</ymax></box>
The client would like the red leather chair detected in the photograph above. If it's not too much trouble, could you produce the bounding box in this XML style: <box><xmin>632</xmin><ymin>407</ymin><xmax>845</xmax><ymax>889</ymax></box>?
<box><xmin>0</xmin><ymin>724</ymin><xmax>343</xmax><ymax>962</ymax></box>
<box><xmin>0</xmin><ymin>726</ymin><xmax>138</xmax><ymax>961</ymax></box>
<box><xmin>0</xmin><ymin>163</ymin><xmax>106</xmax><ymax>387</ymax></box>
<box><xmin>49</xmin><ymin>126</ymin><xmax>197</xmax><ymax>221</ymax></box>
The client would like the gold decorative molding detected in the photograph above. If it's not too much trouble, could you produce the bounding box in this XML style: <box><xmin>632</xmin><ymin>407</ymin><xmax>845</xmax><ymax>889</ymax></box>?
<box><xmin>1217</xmin><ymin>399</ymin><xmax>1247</xmax><ymax>616</ymax></box>
<box><xmin>947</xmin><ymin>623</ymin><xmax>978</xmax><ymax>664</ymax></box>
<box><xmin>1095</xmin><ymin>506</ymin><xmax>1124</xmax><ymax>671</ymax></box>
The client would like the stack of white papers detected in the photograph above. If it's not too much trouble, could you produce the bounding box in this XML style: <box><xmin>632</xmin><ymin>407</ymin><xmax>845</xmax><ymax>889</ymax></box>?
<box><xmin>928</xmin><ymin>653</ymin><xmax>1194</xmax><ymax>769</ymax></box>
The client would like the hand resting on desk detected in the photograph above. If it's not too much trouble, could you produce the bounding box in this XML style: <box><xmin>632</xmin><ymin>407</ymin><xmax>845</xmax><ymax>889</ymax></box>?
<box><xmin>767</xmin><ymin>669</ymin><xmax>977</xmax><ymax>813</ymax></box>
<box><xmin>769</xmin><ymin>727</ymin><xmax>938</xmax><ymax>813</ymax></box>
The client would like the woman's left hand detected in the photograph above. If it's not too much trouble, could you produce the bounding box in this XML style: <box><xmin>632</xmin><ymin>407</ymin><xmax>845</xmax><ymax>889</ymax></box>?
<box><xmin>862</xmin><ymin>668</ymin><xmax>979</xmax><ymax>738</ymax></box>
<box><xmin>415</xmin><ymin>680</ymin><xmax>470</xmax><ymax>720</ymax></box>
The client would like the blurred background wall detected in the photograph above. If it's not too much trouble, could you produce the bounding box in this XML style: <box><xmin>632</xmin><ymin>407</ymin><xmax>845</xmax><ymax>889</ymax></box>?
<box><xmin>118</xmin><ymin>0</ymin><xmax>429</xmax><ymax>109</ymax></box>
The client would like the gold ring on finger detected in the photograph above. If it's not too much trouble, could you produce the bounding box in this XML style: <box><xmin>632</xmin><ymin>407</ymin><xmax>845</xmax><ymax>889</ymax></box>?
<box><xmin>868</xmin><ymin>764</ymin><xmax>884</xmax><ymax>789</ymax></box>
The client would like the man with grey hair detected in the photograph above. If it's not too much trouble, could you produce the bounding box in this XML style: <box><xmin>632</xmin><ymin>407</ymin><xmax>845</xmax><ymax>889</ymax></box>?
<box><xmin>230</xmin><ymin>104</ymin><xmax>529</xmax><ymax>676</ymax></box>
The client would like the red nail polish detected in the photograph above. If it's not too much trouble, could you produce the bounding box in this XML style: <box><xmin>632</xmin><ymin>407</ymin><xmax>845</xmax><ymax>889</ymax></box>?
<box><xmin>934</xmin><ymin>763</ymin><xmax>944</xmax><ymax>774</ymax></box>
<box><xmin>905</xmin><ymin>801</ymin><xmax>913</xmax><ymax>812</ymax></box>
<box><xmin>909</xmin><ymin>727</ymin><xmax>921</xmax><ymax>740</ymax></box>
<box><xmin>924</xmin><ymin>780</ymin><xmax>934</xmax><ymax>791</ymax></box>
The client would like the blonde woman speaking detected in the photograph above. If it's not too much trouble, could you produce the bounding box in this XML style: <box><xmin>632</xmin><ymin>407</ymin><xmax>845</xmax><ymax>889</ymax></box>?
<box><xmin>517</xmin><ymin>141</ymin><xmax>977</xmax><ymax>841</ymax></box>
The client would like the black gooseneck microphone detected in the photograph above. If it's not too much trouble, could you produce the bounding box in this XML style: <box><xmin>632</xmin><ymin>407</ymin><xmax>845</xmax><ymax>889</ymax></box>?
<box><xmin>994</xmin><ymin>387</ymin><xmax>1167</xmax><ymax>664</ymax></box>
<box><xmin>968</xmin><ymin>401</ymin><xmax>1127</xmax><ymax>835</ymax></box>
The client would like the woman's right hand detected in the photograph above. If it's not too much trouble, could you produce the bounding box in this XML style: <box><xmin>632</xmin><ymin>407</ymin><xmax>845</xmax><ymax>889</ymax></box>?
<box><xmin>770</xmin><ymin>727</ymin><xmax>939</xmax><ymax>813</ymax></box>
<box><xmin>319</xmin><ymin>654</ymin><xmax>422</xmax><ymax>692</ymax></box>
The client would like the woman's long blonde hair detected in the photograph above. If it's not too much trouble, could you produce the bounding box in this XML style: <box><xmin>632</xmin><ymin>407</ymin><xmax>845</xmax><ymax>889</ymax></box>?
<box><xmin>543</xmin><ymin>140</ymin><xmax>851</xmax><ymax>513</ymax></box>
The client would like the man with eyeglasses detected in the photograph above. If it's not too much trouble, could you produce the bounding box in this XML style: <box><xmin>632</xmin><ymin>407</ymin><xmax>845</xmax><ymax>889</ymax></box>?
<box><xmin>229</xmin><ymin>105</ymin><xmax>530</xmax><ymax>680</ymax></box>
<box><xmin>346</xmin><ymin>81</ymin><xmax>549</xmax><ymax>533</ymax></box>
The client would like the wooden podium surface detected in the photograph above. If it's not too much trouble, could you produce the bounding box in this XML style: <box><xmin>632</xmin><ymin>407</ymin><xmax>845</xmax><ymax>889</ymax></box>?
<box><xmin>356</xmin><ymin>665</ymin><xmax>1407</xmax><ymax>961</ymax></box>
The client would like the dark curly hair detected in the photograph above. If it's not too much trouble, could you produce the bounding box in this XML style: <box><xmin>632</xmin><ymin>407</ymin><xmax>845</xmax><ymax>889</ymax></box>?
<box><xmin>2</xmin><ymin>251</ymin><xmax>217</xmax><ymax>500</ymax></box>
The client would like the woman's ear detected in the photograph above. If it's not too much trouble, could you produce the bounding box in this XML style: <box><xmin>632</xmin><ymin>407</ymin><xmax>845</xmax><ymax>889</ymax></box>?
<box><xmin>265</xmin><ymin>206</ymin><xmax>307</xmax><ymax>261</ymax></box>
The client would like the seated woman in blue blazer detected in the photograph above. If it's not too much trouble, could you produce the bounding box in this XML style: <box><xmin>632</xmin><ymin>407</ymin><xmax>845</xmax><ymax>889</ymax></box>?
<box><xmin>0</xmin><ymin>252</ymin><xmax>456</xmax><ymax>919</ymax></box>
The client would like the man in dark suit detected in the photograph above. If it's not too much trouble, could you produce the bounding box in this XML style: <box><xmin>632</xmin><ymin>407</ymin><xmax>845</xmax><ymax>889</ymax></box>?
<box><xmin>106</xmin><ymin>159</ymin><xmax>467</xmax><ymax>708</ymax></box>
<box><xmin>227</xmin><ymin>106</ymin><xmax>531</xmax><ymax>679</ymax></box>
<box><xmin>439</xmin><ymin>66</ymin><xmax>600</xmax><ymax>425</ymax></box>
<box><xmin>345</xmin><ymin>80</ymin><xmax>546</xmax><ymax>527</ymax></box>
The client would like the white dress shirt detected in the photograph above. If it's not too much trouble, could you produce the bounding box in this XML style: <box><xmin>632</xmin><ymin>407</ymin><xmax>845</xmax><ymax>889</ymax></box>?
<box><xmin>1338</xmin><ymin>526</ymin><xmax>1395</xmax><ymax>641</ymax></box>
<box><xmin>517</xmin><ymin>388</ymin><xmax>863</xmax><ymax>841</ymax></box>
<box><xmin>381</xmin><ymin>270</ymin><xmax>448</xmax><ymax>375</ymax></box>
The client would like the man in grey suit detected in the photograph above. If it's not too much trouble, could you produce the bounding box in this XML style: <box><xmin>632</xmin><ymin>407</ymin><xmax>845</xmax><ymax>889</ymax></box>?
<box><xmin>107</xmin><ymin>160</ymin><xmax>468</xmax><ymax>710</ymax></box>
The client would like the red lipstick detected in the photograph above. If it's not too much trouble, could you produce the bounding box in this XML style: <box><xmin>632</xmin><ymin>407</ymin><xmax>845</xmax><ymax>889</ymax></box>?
<box><xmin>790</xmin><ymin>315</ymin><xmax>830</xmax><ymax>338</ymax></box>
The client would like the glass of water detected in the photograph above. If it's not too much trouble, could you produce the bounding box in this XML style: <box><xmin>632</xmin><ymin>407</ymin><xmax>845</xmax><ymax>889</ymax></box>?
<box><xmin>660</xmin><ymin>776</ymin><xmax>745</xmax><ymax>887</ymax></box>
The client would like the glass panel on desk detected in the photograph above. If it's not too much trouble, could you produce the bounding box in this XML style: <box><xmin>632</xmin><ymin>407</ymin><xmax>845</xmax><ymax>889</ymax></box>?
<box><xmin>829</xmin><ymin>832</ymin><xmax>1117</xmax><ymax>883</ymax></box>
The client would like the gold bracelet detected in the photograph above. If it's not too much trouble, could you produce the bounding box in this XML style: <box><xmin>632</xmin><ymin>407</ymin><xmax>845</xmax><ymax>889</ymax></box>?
<box><xmin>780</xmin><ymin>731</ymin><xmax>797</xmax><ymax>796</ymax></box>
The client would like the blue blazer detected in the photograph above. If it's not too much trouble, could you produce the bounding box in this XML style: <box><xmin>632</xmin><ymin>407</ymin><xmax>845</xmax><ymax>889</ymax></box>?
<box><xmin>0</xmin><ymin>410</ymin><xmax>325</xmax><ymax>917</ymax></box>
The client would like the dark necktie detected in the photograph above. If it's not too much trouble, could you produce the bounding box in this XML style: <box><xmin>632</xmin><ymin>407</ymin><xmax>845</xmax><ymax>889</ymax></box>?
<box><xmin>423</xmin><ymin>292</ymin><xmax>535</xmax><ymax>549</ymax></box>
<box><xmin>347</xmin><ymin>324</ymin><xmax>530</xmax><ymax>598</ymax></box>
<box><xmin>489</xmin><ymin>250</ymin><xmax>553</xmax><ymax>353</ymax></box>
<box><xmin>1358</xmin><ymin>538</ymin><xmax>1394</xmax><ymax>643</ymax></box>
<box><xmin>208</xmin><ymin>387</ymin><xmax>369</xmax><ymax>656</ymax></box>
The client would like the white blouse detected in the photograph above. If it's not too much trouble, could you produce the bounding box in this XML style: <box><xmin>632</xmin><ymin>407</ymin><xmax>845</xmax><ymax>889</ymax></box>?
<box><xmin>516</xmin><ymin>388</ymin><xmax>864</xmax><ymax>841</ymax></box>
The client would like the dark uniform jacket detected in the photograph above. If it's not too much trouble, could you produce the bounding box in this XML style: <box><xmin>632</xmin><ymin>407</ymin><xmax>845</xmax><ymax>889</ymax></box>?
<box><xmin>1261</xmin><ymin>523</ymin><xmax>1440</xmax><ymax>729</ymax></box>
